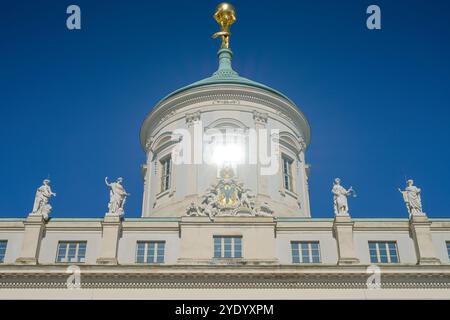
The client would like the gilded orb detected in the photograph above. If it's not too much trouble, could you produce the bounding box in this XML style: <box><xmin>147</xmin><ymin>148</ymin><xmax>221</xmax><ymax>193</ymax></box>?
<box><xmin>212</xmin><ymin>3</ymin><xmax>236</xmax><ymax>49</ymax></box>
<box><xmin>214</xmin><ymin>3</ymin><xmax>236</xmax><ymax>29</ymax></box>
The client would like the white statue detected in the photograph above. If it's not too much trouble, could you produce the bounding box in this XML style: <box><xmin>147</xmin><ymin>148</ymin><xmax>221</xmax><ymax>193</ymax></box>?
<box><xmin>398</xmin><ymin>179</ymin><xmax>424</xmax><ymax>217</ymax></box>
<box><xmin>256</xmin><ymin>202</ymin><xmax>274</xmax><ymax>217</ymax></box>
<box><xmin>239</xmin><ymin>185</ymin><xmax>255</xmax><ymax>210</ymax></box>
<box><xmin>186</xmin><ymin>202</ymin><xmax>202</xmax><ymax>216</ymax></box>
<box><xmin>31</xmin><ymin>179</ymin><xmax>56</xmax><ymax>221</ymax></box>
<box><xmin>105</xmin><ymin>177</ymin><xmax>130</xmax><ymax>216</ymax></box>
<box><xmin>332</xmin><ymin>178</ymin><xmax>355</xmax><ymax>216</ymax></box>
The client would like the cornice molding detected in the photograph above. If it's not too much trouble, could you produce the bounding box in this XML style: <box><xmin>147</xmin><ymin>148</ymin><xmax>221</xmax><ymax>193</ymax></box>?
<box><xmin>140</xmin><ymin>86</ymin><xmax>311</xmax><ymax>151</ymax></box>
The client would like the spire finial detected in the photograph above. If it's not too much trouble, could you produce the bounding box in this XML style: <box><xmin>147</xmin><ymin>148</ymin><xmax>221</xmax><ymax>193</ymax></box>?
<box><xmin>212</xmin><ymin>3</ymin><xmax>236</xmax><ymax>49</ymax></box>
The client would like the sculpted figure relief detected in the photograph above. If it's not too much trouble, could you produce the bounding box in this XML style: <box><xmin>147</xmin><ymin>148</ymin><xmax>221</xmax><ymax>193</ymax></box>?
<box><xmin>31</xmin><ymin>179</ymin><xmax>56</xmax><ymax>221</ymax></box>
<box><xmin>399</xmin><ymin>179</ymin><xmax>425</xmax><ymax>217</ymax></box>
<box><xmin>332</xmin><ymin>178</ymin><xmax>356</xmax><ymax>216</ymax></box>
<box><xmin>105</xmin><ymin>177</ymin><xmax>130</xmax><ymax>216</ymax></box>
<box><xmin>238</xmin><ymin>186</ymin><xmax>254</xmax><ymax>210</ymax></box>
<box><xmin>185</xmin><ymin>167</ymin><xmax>274</xmax><ymax>220</ymax></box>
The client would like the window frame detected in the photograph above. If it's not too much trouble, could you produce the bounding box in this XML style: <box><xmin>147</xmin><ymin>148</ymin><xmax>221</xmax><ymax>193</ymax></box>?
<box><xmin>291</xmin><ymin>241</ymin><xmax>321</xmax><ymax>264</ymax></box>
<box><xmin>135</xmin><ymin>241</ymin><xmax>166</xmax><ymax>264</ymax></box>
<box><xmin>282</xmin><ymin>155</ymin><xmax>294</xmax><ymax>192</ymax></box>
<box><xmin>368</xmin><ymin>241</ymin><xmax>400</xmax><ymax>264</ymax></box>
<box><xmin>0</xmin><ymin>240</ymin><xmax>7</xmax><ymax>264</ymax></box>
<box><xmin>160</xmin><ymin>155</ymin><xmax>172</xmax><ymax>193</ymax></box>
<box><xmin>213</xmin><ymin>236</ymin><xmax>242</xmax><ymax>259</ymax></box>
<box><xmin>55</xmin><ymin>241</ymin><xmax>87</xmax><ymax>264</ymax></box>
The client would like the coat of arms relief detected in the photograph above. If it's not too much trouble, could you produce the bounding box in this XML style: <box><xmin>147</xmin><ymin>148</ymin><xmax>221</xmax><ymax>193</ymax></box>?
<box><xmin>186</xmin><ymin>166</ymin><xmax>274</xmax><ymax>221</ymax></box>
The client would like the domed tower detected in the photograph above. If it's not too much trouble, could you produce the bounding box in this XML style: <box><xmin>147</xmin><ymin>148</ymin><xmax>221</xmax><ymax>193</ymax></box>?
<box><xmin>140</xmin><ymin>3</ymin><xmax>311</xmax><ymax>219</ymax></box>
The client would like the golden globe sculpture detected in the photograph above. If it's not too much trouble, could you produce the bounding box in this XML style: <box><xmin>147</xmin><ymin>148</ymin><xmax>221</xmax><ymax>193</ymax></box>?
<box><xmin>212</xmin><ymin>3</ymin><xmax>236</xmax><ymax>49</ymax></box>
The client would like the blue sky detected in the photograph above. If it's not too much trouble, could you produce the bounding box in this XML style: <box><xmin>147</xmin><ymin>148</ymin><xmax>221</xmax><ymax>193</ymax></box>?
<box><xmin>1</xmin><ymin>0</ymin><xmax>449</xmax><ymax>219</ymax></box>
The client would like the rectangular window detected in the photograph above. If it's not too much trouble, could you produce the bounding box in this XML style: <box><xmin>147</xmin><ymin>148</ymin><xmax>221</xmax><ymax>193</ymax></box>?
<box><xmin>56</xmin><ymin>241</ymin><xmax>87</xmax><ymax>263</ymax></box>
<box><xmin>136</xmin><ymin>241</ymin><xmax>165</xmax><ymax>264</ymax></box>
<box><xmin>282</xmin><ymin>156</ymin><xmax>293</xmax><ymax>191</ymax></box>
<box><xmin>214</xmin><ymin>236</ymin><xmax>242</xmax><ymax>258</ymax></box>
<box><xmin>160</xmin><ymin>157</ymin><xmax>172</xmax><ymax>192</ymax></box>
<box><xmin>369</xmin><ymin>241</ymin><xmax>399</xmax><ymax>263</ymax></box>
<box><xmin>446</xmin><ymin>241</ymin><xmax>450</xmax><ymax>260</ymax></box>
<box><xmin>291</xmin><ymin>241</ymin><xmax>321</xmax><ymax>263</ymax></box>
<box><xmin>0</xmin><ymin>240</ymin><xmax>7</xmax><ymax>263</ymax></box>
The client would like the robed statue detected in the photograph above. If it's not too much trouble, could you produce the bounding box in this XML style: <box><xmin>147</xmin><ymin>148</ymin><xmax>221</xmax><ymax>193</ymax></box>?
<box><xmin>398</xmin><ymin>179</ymin><xmax>424</xmax><ymax>217</ymax></box>
<box><xmin>105</xmin><ymin>177</ymin><xmax>130</xmax><ymax>216</ymax></box>
<box><xmin>332</xmin><ymin>178</ymin><xmax>356</xmax><ymax>216</ymax></box>
<box><xmin>31</xmin><ymin>179</ymin><xmax>56</xmax><ymax>221</ymax></box>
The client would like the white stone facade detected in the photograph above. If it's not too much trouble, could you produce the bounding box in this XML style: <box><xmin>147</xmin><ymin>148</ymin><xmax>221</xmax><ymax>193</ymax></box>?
<box><xmin>140</xmin><ymin>84</ymin><xmax>311</xmax><ymax>218</ymax></box>
<box><xmin>1</xmin><ymin>46</ymin><xmax>449</xmax><ymax>300</ymax></box>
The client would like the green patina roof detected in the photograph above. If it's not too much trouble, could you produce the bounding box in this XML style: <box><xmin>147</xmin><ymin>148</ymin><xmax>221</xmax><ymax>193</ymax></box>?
<box><xmin>160</xmin><ymin>49</ymin><xmax>294</xmax><ymax>104</ymax></box>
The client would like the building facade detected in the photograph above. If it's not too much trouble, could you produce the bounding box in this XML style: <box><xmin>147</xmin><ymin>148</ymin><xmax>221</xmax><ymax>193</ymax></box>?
<box><xmin>1</xmin><ymin>4</ymin><xmax>450</xmax><ymax>299</ymax></box>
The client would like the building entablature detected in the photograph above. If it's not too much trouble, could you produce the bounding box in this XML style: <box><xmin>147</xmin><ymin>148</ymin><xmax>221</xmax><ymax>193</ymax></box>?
<box><xmin>1</xmin><ymin>217</ymin><xmax>449</xmax><ymax>268</ymax></box>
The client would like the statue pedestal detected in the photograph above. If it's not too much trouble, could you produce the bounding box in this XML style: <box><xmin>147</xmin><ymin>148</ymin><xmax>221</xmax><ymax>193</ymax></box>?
<box><xmin>409</xmin><ymin>215</ymin><xmax>441</xmax><ymax>265</ymax></box>
<box><xmin>15</xmin><ymin>214</ymin><xmax>46</xmax><ymax>265</ymax></box>
<box><xmin>96</xmin><ymin>214</ymin><xmax>122</xmax><ymax>265</ymax></box>
<box><xmin>333</xmin><ymin>215</ymin><xmax>360</xmax><ymax>265</ymax></box>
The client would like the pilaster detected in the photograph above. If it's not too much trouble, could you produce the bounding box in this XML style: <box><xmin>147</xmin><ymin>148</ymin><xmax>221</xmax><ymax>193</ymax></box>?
<box><xmin>333</xmin><ymin>215</ymin><xmax>360</xmax><ymax>265</ymax></box>
<box><xmin>409</xmin><ymin>215</ymin><xmax>440</xmax><ymax>265</ymax></box>
<box><xmin>185</xmin><ymin>111</ymin><xmax>201</xmax><ymax>198</ymax></box>
<box><xmin>15</xmin><ymin>214</ymin><xmax>46</xmax><ymax>265</ymax></box>
<box><xmin>96</xmin><ymin>214</ymin><xmax>122</xmax><ymax>265</ymax></box>
<box><xmin>253</xmin><ymin>110</ymin><xmax>270</xmax><ymax>201</ymax></box>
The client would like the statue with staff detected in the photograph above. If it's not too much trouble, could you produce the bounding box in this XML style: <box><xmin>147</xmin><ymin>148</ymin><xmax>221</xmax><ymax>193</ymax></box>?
<box><xmin>332</xmin><ymin>178</ymin><xmax>356</xmax><ymax>216</ymax></box>
<box><xmin>398</xmin><ymin>179</ymin><xmax>425</xmax><ymax>217</ymax></box>
<box><xmin>105</xmin><ymin>177</ymin><xmax>130</xmax><ymax>217</ymax></box>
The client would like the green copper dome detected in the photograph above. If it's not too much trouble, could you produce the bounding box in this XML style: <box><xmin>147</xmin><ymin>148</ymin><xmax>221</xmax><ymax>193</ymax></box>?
<box><xmin>160</xmin><ymin>49</ymin><xmax>294</xmax><ymax>104</ymax></box>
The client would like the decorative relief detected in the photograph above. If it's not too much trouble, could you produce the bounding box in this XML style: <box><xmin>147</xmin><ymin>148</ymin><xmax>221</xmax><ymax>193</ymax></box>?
<box><xmin>2</xmin><ymin>273</ymin><xmax>450</xmax><ymax>290</ymax></box>
<box><xmin>186</xmin><ymin>166</ymin><xmax>273</xmax><ymax>221</ymax></box>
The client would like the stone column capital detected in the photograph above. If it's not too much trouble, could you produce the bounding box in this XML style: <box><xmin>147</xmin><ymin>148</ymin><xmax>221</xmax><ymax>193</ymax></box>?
<box><xmin>253</xmin><ymin>110</ymin><xmax>268</xmax><ymax>126</ymax></box>
<box><xmin>186</xmin><ymin>111</ymin><xmax>201</xmax><ymax>127</ymax></box>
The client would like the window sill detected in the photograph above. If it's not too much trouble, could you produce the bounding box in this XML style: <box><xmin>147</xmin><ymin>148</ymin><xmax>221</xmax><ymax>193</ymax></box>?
<box><xmin>156</xmin><ymin>189</ymin><xmax>175</xmax><ymax>200</ymax></box>
<box><xmin>279</xmin><ymin>189</ymin><xmax>298</xmax><ymax>199</ymax></box>
<box><xmin>212</xmin><ymin>258</ymin><xmax>244</xmax><ymax>265</ymax></box>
